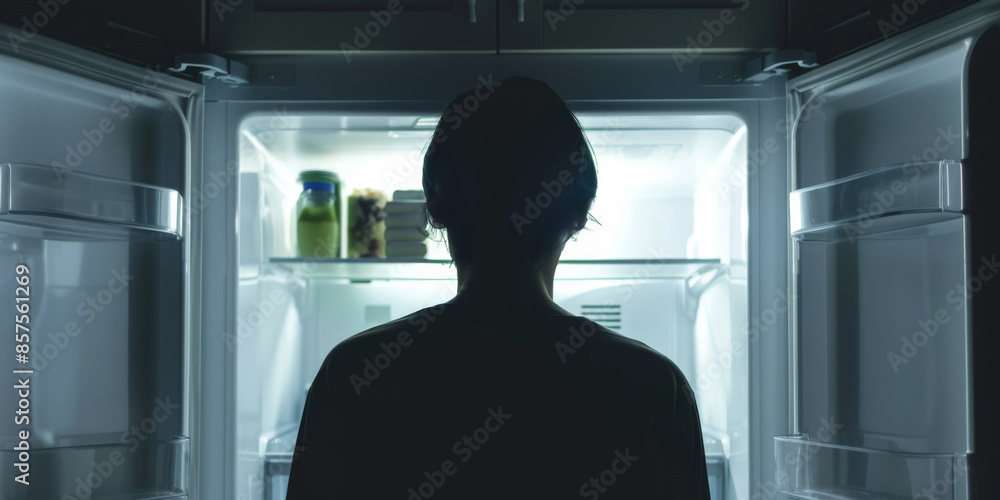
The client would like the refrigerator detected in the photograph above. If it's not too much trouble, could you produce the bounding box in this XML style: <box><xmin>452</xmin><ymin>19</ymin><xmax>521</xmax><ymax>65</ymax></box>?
<box><xmin>0</xmin><ymin>1</ymin><xmax>997</xmax><ymax>498</ymax></box>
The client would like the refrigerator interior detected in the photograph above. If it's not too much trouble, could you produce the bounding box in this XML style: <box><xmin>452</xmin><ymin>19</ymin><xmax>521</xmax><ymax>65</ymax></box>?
<box><xmin>0</xmin><ymin>42</ymin><xmax>191</xmax><ymax>499</ymax></box>
<box><xmin>233</xmin><ymin>112</ymin><xmax>749</xmax><ymax>500</ymax></box>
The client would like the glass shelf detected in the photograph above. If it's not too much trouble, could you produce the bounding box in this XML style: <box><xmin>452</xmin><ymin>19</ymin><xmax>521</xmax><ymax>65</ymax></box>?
<box><xmin>774</xmin><ymin>435</ymin><xmax>967</xmax><ymax>500</ymax></box>
<box><xmin>268</xmin><ymin>257</ymin><xmax>723</xmax><ymax>281</ymax></box>
<box><xmin>789</xmin><ymin>160</ymin><xmax>963</xmax><ymax>242</ymax></box>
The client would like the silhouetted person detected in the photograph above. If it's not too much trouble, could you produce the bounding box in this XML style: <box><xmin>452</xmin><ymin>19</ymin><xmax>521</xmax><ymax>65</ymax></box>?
<box><xmin>286</xmin><ymin>77</ymin><xmax>710</xmax><ymax>499</ymax></box>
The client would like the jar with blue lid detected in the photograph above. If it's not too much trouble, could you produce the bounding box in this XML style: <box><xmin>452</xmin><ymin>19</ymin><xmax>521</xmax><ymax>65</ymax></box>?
<box><xmin>295</xmin><ymin>170</ymin><xmax>341</xmax><ymax>258</ymax></box>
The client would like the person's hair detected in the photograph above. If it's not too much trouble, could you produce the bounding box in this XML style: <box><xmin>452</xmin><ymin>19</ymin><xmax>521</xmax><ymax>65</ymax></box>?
<box><xmin>421</xmin><ymin>76</ymin><xmax>597</xmax><ymax>269</ymax></box>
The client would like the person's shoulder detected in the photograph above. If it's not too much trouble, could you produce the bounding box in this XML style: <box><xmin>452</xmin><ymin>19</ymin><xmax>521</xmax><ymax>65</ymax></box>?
<box><xmin>555</xmin><ymin>315</ymin><xmax>692</xmax><ymax>389</ymax></box>
<box><xmin>587</xmin><ymin>322</ymin><xmax>697</xmax><ymax>414</ymax></box>
<box><xmin>309</xmin><ymin>306</ymin><xmax>434</xmax><ymax>393</ymax></box>
<box><xmin>327</xmin><ymin>306</ymin><xmax>430</xmax><ymax>359</ymax></box>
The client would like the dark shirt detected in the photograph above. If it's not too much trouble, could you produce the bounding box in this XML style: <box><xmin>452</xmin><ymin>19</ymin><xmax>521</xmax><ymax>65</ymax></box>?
<box><xmin>286</xmin><ymin>302</ymin><xmax>710</xmax><ymax>499</ymax></box>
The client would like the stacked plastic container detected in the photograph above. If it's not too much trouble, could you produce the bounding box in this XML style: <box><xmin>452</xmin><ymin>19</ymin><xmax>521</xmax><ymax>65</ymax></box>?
<box><xmin>383</xmin><ymin>190</ymin><xmax>429</xmax><ymax>258</ymax></box>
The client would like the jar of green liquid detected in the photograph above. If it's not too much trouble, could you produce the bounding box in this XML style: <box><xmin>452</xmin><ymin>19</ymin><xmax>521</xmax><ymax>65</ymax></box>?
<box><xmin>296</xmin><ymin>170</ymin><xmax>341</xmax><ymax>258</ymax></box>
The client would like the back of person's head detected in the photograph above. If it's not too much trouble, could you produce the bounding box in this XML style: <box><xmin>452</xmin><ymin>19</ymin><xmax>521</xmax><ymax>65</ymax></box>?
<box><xmin>422</xmin><ymin>76</ymin><xmax>597</xmax><ymax>270</ymax></box>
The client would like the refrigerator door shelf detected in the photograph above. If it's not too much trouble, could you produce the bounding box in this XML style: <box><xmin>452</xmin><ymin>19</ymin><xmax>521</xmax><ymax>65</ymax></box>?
<box><xmin>774</xmin><ymin>434</ymin><xmax>967</xmax><ymax>500</ymax></box>
<box><xmin>0</xmin><ymin>163</ymin><xmax>183</xmax><ymax>241</ymax></box>
<box><xmin>268</xmin><ymin>257</ymin><xmax>723</xmax><ymax>281</ymax></box>
<box><xmin>0</xmin><ymin>436</ymin><xmax>189</xmax><ymax>499</ymax></box>
<box><xmin>790</xmin><ymin>160</ymin><xmax>963</xmax><ymax>242</ymax></box>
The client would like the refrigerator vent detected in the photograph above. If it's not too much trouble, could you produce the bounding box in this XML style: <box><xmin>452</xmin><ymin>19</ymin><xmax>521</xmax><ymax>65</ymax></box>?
<box><xmin>580</xmin><ymin>304</ymin><xmax>621</xmax><ymax>331</ymax></box>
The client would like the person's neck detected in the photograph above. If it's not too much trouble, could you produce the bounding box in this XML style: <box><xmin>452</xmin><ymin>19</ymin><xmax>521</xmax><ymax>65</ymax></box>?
<box><xmin>447</xmin><ymin>257</ymin><xmax>569</xmax><ymax>315</ymax></box>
